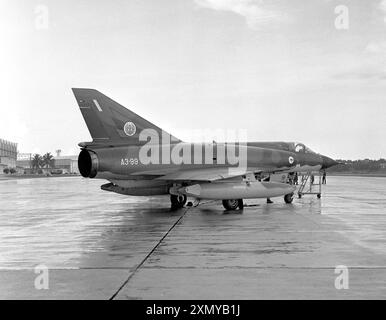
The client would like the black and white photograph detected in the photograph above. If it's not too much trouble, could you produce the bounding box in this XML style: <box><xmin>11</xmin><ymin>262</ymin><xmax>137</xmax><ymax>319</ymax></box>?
<box><xmin>0</xmin><ymin>0</ymin><xmax>385</xmax><ymax>307</ymax></box>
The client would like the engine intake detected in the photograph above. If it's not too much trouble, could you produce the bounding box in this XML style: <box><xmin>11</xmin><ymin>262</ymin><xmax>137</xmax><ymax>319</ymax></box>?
<box><xmin>78</xmin><ymin>149</ymin><xmax>98</xmax><ymax>178</ymax></box>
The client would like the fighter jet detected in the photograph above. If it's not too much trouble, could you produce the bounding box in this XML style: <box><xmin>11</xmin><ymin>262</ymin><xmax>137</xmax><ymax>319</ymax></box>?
<box><xmin>73</xmin><ymin>88</ymin><xmax>338</xmax><ymax>210</ymax></box>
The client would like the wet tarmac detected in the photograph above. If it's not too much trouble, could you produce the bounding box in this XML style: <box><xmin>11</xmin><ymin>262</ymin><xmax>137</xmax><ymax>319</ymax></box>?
<box><xmin>0</xmin><ymin>176</ymin><xmax>385</xmax><ymax>299</ymax></box>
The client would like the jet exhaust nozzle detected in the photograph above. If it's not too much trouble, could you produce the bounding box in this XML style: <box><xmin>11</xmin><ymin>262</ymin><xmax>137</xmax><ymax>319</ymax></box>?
<box><xmin>78</xmin><ymin>149</ymin><xmax>99</xmax><ymax>178</ymax></box>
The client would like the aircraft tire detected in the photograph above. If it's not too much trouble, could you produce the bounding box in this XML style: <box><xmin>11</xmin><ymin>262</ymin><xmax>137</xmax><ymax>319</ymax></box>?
<box><xmin>284</xmin><ymin>193</ymin><xmax>294</xmax><ymax>204</ymax></box>
<box><xmin>222</xmin><ymin>199</ymin><xmax>240</xmax><ymax>211</ymax></box>
<box><xmin>170</xmin><ymin>194</ymin><xmax>187</xmax><ymax>210</ymax></box>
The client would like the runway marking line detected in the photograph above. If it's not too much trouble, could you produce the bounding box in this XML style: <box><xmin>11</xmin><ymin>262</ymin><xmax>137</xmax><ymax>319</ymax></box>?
<box><xmin>109</xmin><ymin>207</ymin><xmax>189</xmax><ymax>300</ymax></box>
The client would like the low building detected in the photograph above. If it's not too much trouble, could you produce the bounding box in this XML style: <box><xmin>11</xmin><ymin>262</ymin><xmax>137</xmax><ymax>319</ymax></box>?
<box><xmin>16</xmin><ymin>153</ymin><xmax>32</xmax><ymax>174</ymax></box>
<box><xmin>16</xmin><ymin>153</ymin><xmax>32</xmax><ymax>169</ymax></box>
<box><xmin>53</xmin><ymin>155</ymin><xmax>79</xmax><ymax>174</ymax></box>
<box><xmin>16</xmin><ymin>154</ymin><xmax>79</xmax><ymax>175</ymax></box>
<box><xmin>0</xmin><ymin>163</ymin><xmax>7</xmax><ymax>174</ymax></box>
<box><xmin>0</xmin><ymin>138</ymin><xmax>18</xmax><ymax>174</ymax></box>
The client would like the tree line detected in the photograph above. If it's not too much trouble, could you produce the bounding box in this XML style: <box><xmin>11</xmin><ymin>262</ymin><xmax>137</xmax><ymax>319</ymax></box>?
<box><xmin>30</xmin><ymin>152</ymin><xmax>54</xmax><ymax>171</ymax></box>
<box><xmin>328</xmin><ymin>158</ymin><xmax>386</xmax><ymax>173</ymax></box>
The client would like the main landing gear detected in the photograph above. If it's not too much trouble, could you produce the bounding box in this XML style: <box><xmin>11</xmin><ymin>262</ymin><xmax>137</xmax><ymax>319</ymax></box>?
<box><xmin>222</xmin><ymin>199</ymin><xmax>244</xmax><ymax>211</ymax></box>
<box><xmin>170</xmin><ymin>194</ymin><xmax>187</xmax><ymax>210</ymax></box>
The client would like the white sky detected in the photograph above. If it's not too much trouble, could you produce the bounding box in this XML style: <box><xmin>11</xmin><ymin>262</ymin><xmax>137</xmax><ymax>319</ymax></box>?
<box><xmin>1</xmin><ymin>0</ymin><xmax>385</xmax><ymax>159</ymax></box>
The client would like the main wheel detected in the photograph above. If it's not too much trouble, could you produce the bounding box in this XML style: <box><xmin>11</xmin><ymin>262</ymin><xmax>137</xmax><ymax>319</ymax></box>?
<box><xmin>284</xmin><ymin>193</ymin><xmax>294</xmax><ymax>204</ymax></box>
<box><xmin>222</xmin><ymin>199</ymin><xmax>242</xmax><ymax>210</ymax></box>
<box><xmin>170</xmin><ymin>194</ymin><xmax>187</xmax><ymax>210</ymax></box>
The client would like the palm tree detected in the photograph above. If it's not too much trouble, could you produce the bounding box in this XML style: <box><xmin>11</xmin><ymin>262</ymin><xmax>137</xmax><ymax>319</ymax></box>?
<box><xmin>42</xmin><ymin>152</ymin><xmax>54</xmax><ymax>169</ymax></box>
<box><xmin>31</xmin><ymin>154</ymin><xmax>43</xmax><ymax>173</ymax></box>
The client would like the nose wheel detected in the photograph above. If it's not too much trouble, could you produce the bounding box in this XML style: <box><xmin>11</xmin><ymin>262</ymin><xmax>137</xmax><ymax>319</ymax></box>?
<box><xmin>284</xmin><ymin>193</ymin><xmax>294</xmax><ymax>204</ymax></box>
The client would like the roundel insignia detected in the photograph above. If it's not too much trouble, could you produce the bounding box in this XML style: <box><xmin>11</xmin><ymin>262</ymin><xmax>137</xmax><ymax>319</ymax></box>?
<box><xmin>123</xmin><ymin>121</ymin><xmax>136</xmax><ymax>136</ymax></box>
<box><xmin>289</xmin><ymin>156</ymin><xmax>294</xmax><ymax>164</ymax></box>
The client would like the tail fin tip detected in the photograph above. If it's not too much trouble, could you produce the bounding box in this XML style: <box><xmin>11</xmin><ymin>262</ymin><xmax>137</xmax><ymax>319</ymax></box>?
<box><xmin>72</xmin><ymin>88</ymin><xmax>180</xmax><ymax>145</ymax></box>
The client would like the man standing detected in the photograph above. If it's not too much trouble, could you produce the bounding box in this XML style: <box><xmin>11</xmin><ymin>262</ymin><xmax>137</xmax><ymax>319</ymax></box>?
<box><xmin>294</xmin><ymin>172</ymin><xmax>298</xmax><ymax>185</ymax></box>
<box><xmin>322</xmin><ymin>170</ymin><xmax>327</xmax><ymax>184</ymax></box>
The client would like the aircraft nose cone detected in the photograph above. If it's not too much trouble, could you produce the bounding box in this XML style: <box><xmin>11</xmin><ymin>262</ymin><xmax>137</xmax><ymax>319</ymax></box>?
<box><xmin>322</xmin><ymin>156</ymin><xmax>338</xmax><ymax>169</ymax></box>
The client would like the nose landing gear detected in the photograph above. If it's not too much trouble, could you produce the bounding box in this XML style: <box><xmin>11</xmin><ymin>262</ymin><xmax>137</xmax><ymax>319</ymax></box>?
<box><xmin>284</xmin><ymin>193</ymin><xmax>294</xmax><ymax>204</ymax></box>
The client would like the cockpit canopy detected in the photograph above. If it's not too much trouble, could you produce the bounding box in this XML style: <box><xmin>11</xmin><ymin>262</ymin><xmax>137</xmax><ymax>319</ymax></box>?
<box><xmin>291</xmin><ymin>142</ymin><xmax>316</xmax><ymax>154</ymax></box>
<box><xmin>247</xmin><ymin>142</ymin><xmax>317</xmax><ymax>154</ymax></box>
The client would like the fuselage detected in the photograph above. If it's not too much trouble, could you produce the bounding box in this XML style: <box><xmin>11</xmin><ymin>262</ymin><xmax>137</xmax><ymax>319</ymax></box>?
<box><xmin>72</xmin><ymin>88</ymin><xmax>338</xmax><ymax>202</ymax></box>
<box><xmin>79</xmin><ymin>142</ymin><xmax>297</xmax><ymax>179</ymax></box>
<box><xmin>78</xmin><ymin>141</ymin><xmax>337</xmax><ymax>196</ymax></box>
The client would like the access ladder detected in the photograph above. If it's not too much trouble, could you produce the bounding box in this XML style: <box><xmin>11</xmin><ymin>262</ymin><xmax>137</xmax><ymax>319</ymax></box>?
<box><xmin>297</xmin><ymin>171</ymin><xmax>322</xmax><ymax>198</ymax></box>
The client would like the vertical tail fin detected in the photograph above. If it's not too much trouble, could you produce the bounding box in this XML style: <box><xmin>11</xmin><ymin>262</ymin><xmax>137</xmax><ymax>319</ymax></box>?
<box><xmin>72</xmin><ymin>88</ymin><xmax>180</xmax><ymax>145</ymax></box>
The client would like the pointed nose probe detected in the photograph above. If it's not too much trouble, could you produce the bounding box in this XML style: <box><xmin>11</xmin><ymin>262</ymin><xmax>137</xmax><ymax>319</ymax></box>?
<box><xmin>321</xmin><ymin>156</ymin><xmax>339</xmax><ymax>169</ymax></box>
